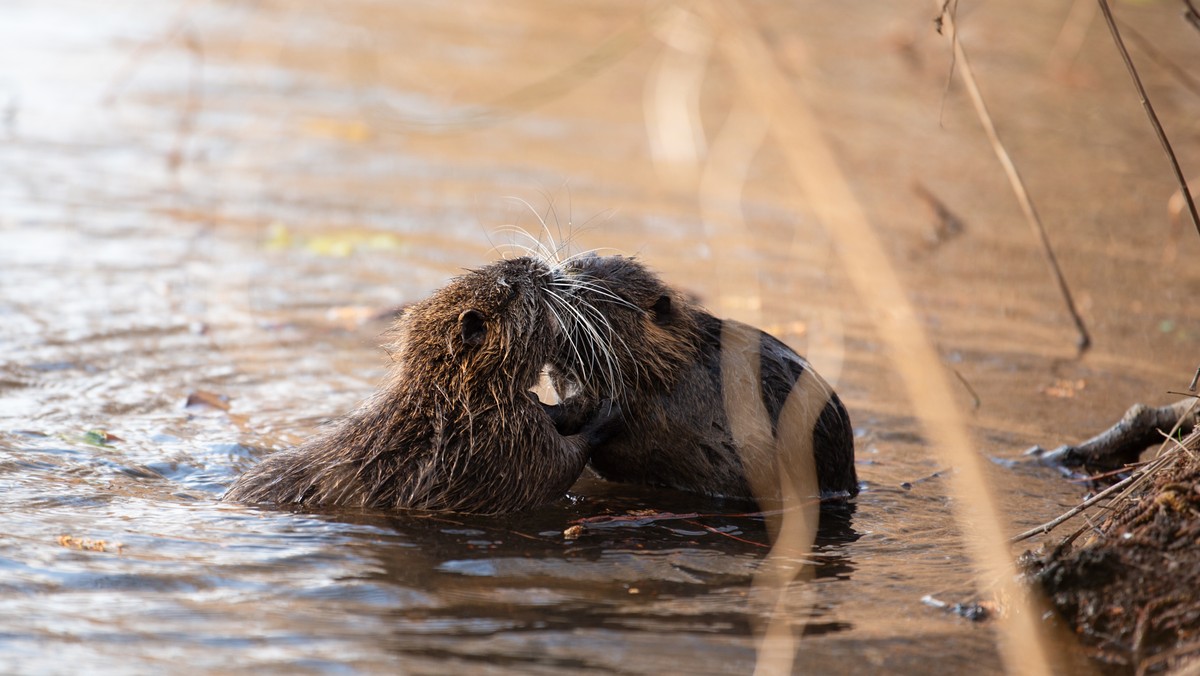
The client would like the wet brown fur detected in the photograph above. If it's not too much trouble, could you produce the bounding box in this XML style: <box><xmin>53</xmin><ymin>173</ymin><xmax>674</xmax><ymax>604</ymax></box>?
<box><xmin>550</xmin><ymin>254</ymin><xmax>857</xmax><ymax>502</ymax></box>
<box><xmin>224</xmin><ymin>257</ymin><xmax>604</xmax><ymax>514</ymax></box>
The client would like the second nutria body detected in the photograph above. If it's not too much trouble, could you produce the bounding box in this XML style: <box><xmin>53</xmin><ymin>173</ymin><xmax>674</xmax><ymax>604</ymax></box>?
<box><xmin>224</xmin><ymin>257</ymin><xmax>613</xmax><ymax>514</ymax></box>
<box><xmin>549</xmin><ymin>254</ymin><xmax>857</xmax><ymax>502</ymax></box>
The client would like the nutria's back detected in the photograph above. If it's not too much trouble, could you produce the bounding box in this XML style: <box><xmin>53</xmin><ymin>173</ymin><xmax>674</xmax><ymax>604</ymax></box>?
<box><xmin>225</xmin><ymin>257</ymin><xmax>602</xmax><ymax>514</ymax></box>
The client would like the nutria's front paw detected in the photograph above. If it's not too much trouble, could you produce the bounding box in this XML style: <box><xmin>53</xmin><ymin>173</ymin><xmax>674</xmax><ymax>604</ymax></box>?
<box><xmin>580</xmin><ymin>400</ymin><xmax>623</xmax><ymax>447</ymax></box>
<box><xmin>544</xmin><ymin>394</ymin><xmax>602</xmax><ymax>436</ymax></box>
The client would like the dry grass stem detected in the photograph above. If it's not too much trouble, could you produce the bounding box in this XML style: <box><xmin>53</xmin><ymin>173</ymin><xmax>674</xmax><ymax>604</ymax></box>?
<box><xmin>1011</xmin><ymin>455</ymin><xmax>1154</xmax><ymax>543</ymax></box>
<box><xmin>706</xmin><ymin>2</ymin><xmax>1059</xmax><ymax>672</ymax></box>
<box><xmin>938</xmin><ymin>4</ymin><xmax>1091</xmax><ymax>354</ymax></box>
<box><xmin>1097</xmin><ymin>0</ymin><xmax>1200</xmax><ymax>239</ymax></box>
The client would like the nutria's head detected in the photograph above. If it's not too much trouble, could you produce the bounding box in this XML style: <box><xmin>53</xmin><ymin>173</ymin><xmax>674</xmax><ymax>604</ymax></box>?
<box><xmin>552</xmin><ymin>254</ymin><xmax>700</xmax><ymax>401</ymax></box>
<box><xmin>395</xmin><ymin>257</ymin><xmax>561</xmax><ymax>395</ymax></box>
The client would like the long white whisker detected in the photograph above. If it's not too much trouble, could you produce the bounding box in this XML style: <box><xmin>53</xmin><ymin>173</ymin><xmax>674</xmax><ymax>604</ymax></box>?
<box><xmin>491</xmin><ymin>223</ymin><xmax>558</xmax><ymax>269</ymax></box>
<box><xmin>549</xmin><ymin>289</ymin><xmax>607</xmax><ymax>385</ymax></box>
<box><xmin>559</xmin><ymin>246</ymin><xmax>627</xmax><ymax>268</ymax></box>
<box><xmin>555</xmin><ymin>273</ymin><xmax>644</xmax><ymax>400</ymax></box>
<box><xmin>558</xmin><ymin>276</ymin><xmax>637</xmax><ymax>310</ymax></box>
<box><xmin>491</xmin><ymin>236</ymin><xmax>539</xmax><ymax>263</ymax></box>
<box><xmin>549</xmin><ymin>286</ymin><xmax>623</xmax><ymax>401</ymax></box>
<box><xmin>537</xmin><ymin>188</ymin><xmax>565</xmax><ymax>259</ymax></box>
<box><xmin>502</xmin><ymin>196</ymin><xmax>561</xmax><ymax>266</ymax></box>
<box><xmin>544</xmin><ymin>291</ymin><xmax>589</xmax><ymax>394</ymax></box>
<box><xmin>567</xmin><ymin>287</ymin><xmax>635</xmax><ymax>403</ymax></box>
<box><xmin>578</xmin><ymin>298</ymin><xmax>640</xmax><ymax>398</ymax></box>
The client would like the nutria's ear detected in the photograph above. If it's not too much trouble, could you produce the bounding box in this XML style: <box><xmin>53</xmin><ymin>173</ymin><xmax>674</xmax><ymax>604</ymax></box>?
<box><xmin>651</xmin><ymin>294</ymin><xmax>672</xmax><ymax>325</ymax></box>
<box><xmin>459</xmin><ymin>309</ymin><xmax>487</xmax><ymax>346</ymax></box>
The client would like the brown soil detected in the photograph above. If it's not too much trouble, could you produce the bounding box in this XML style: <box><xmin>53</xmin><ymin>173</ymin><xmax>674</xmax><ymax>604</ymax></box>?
<box><xmin>1029</xmin><ymin>429</ymin><xmax>1200</xmax><ymax>674</ymax></box>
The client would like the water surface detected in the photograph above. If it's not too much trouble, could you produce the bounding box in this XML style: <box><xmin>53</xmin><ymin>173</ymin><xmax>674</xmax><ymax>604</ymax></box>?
<box><xmin>3</xmin><ymin>1</ymin><xmax>1200</xmax><ymax>673</ymax></box>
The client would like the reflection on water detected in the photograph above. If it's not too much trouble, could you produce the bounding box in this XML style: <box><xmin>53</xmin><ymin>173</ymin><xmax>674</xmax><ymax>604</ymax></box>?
<box><xmin>3</xmin><ymin>0</ymin><xmax>1199</xmax><ymax>673</ymax></box>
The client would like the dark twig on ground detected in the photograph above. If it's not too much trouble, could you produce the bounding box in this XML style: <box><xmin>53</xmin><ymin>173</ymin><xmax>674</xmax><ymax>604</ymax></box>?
<box><xmin>1098</xmin><ymin>0</ymin><xmax>1200</xmax><ymax>240</ymax></box>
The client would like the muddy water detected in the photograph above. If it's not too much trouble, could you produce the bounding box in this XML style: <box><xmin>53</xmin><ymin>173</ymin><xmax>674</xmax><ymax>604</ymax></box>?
<box><xmin>3</xmin><ymin>1</ymin><xmax>1200</xmax><ymax>673</ymax></box>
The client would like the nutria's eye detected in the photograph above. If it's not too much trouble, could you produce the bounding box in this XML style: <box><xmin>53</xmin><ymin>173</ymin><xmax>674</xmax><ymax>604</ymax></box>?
<box><xmin>459</xmin><ymin>309</ymin><xmax>487</xmax><ymax>346</ymax></box>
<box><xmin>651</xmin><ymin>294</ymin><xmax>672</xmax><ymax>325</ymax></box>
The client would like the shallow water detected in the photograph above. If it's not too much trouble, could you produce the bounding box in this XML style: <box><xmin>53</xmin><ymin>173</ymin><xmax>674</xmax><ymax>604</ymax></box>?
<box><xmin>3</xmin><ymin>1</ymin><xmax>1200</xmax><ymax>673</ymax></box>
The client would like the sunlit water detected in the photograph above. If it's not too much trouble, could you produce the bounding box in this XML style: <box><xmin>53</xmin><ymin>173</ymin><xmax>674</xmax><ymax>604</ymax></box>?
<box><xmin>3</xmin><ymin>1</ymin><xmax>1199</xmax><ymax>673</ymax></box>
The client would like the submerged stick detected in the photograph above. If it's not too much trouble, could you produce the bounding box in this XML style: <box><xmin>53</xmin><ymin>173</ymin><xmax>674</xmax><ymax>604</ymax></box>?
<box><xmin>937</xmin><ymin>6</ymin><xmax>1091</xmax><ymax>354</ymax></box>
<box><xmin>1097</xmin><ymin>0</ymin><xmax>1200</xmax><ymax>240</ymax></box>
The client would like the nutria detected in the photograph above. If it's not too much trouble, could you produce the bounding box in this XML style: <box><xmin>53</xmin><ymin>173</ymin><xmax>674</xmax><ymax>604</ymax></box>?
<box><xmin>224</xmin><ymin>256</ymin><xmax>615</xmax><ymax>514</ymax></box>
<box><xmin>547</xmin><ymin>254</ymin><xmax>857</xmax><ymax>503</ymax></box>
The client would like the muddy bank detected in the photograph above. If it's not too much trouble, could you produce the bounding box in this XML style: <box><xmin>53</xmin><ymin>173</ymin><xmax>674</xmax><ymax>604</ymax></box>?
<box><xmin>1030</xmin><ymin>427</ymin><xmax>1200</xmax><ymax>674</ymax></box>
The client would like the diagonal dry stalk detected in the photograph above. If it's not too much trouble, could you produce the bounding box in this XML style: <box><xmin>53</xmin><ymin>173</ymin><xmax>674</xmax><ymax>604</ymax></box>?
<box><xmin>1096</xmin><ymin>0</ymin><xmax>1200</xmax><ymax>241</ymax></box>
<box><xmin>1011</xmin><ymin>446</ymin><xmax>1171</xmax><ymax>544</ymax></box>
<box><xmin>703</xmin><ymin>3</ymin><xmax>1062</xmax><ymax>674</ymax></box>
<box><xmin>937</xmin><ymin>3</ymin><xmax>1091</xmax><ymax>354</ymax></box>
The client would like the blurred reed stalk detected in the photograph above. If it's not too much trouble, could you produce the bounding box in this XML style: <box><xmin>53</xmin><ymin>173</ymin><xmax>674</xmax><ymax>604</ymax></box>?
<box><xmin>698</xmin><ymin>1</ymin><xmax>1069</xmax><ymax>673</ymax></box>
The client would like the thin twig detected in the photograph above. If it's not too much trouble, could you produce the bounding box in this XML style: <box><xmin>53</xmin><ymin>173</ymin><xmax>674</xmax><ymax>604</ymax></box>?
<box><xmin>1115</xmin><ymin>18</ymin><xmax>1200</xmax><ymax>99</ymax></box>
<box><xmin>1011</xmin><ymin>469</ymin><xmax>1140</xmax><ymax>542</ymax></box>
<box><xmin>1068</xmin><ymin>462</ymin><xmax>1146</xmax><ymax>484</ymax></box>
<box><xmin>1147</xmin><ymin>398</ymin><xmax>1200</xmax><ymax>462</ymax></box>
<box><xmin>1016</xmin><ymin>410</ymin><xmax>1199</xmax><ymax>542</ymax></box>
<box><xmin>950</xmin><ymin>367</ymin><xmax>981</xmax><ymax>409</ymax></box>
<box><xmin>1017</xmin><ymin>444</ymin><xmax>1175</xmax><ymax>543</ymax></box>
<box><xmin>1097</xmin><ymin>0</ymin><xmax>1200</xmax><ymax>240</ymax></box>
<box><xmin>683</xmin><ymin>519</ymin><xmax>769</xmax><ymax>548</ymax></box>
<box><xmin>935</xmin><ymin>0</ymin><xmax>961</xmax><ymax>126</ymax></box>
<box><xmin>937</xmin><ymin>6</ymin><xmax>1091</xmax><ymax>354</ymax></box>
